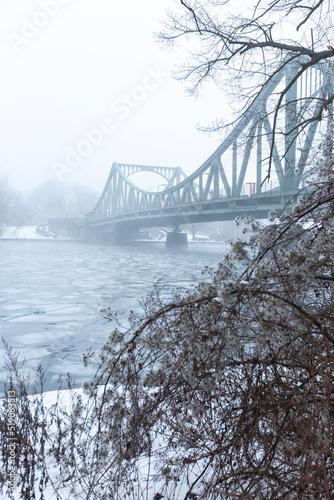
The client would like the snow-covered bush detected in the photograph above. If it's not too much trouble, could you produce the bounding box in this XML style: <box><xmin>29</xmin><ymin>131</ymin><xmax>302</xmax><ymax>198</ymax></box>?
<box><xmin>69</xmin><ymin>160</ymin><xmax>334</xmax><ymax>498</ymax></box>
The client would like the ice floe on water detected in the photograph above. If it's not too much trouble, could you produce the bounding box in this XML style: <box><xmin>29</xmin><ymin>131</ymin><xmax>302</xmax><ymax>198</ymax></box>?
<box><xmin>0</xmin><ymin>240</ymin><xmax>228</xmax><ymax>394</ymax></box>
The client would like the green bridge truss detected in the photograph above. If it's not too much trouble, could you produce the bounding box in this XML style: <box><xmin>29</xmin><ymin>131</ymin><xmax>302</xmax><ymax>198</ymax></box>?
<box><xmin>86</xmin><ymin>58</ymin><xmax>333</xmax><ymax>230</ymax></box>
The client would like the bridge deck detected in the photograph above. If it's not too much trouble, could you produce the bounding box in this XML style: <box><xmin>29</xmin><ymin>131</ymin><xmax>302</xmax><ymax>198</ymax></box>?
<box><xmin>87</xmin><ymin>189</ymin><xmax>297</xmax><ymax>229</ymax></box>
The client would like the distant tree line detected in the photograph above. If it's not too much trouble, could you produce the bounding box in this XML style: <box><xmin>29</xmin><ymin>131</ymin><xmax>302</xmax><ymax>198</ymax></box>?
<box><xmin>0</xmin><ymin>172</ymin><xmax>98</xmax><ymax>226</ymax></box>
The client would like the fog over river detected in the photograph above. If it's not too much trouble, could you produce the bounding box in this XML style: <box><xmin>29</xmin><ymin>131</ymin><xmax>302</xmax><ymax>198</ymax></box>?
<box><xmin>0</xmin><ymin>241</ymin><xmax>228</xmax><ymax>394</ymax></box>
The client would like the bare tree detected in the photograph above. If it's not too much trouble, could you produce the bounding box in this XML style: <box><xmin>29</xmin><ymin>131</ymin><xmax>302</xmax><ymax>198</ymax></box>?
<box><xmin>64</xmin><ymin>184</ymin><xmax>99</xmax><ymax>217</ymax></box>
<box><xmin>158</xmin><ymin>0</ymin><xmax>334</xmax><ymax>179</ymax></box>
<box><xmin>0</xmin><ymin>172</ymin><xmax>15</xmax><ymax>224</ymax></box>
<box><xmin>29</xmin><ymin>180</ymin><xmax>65</xmax><ymax>223</ymax></box>
<box><xmin>28</xmin><ymin>181</ymin><xmax>99</xmax><ymax>223</ymax></box>
<box><xmin>181</xmin><ymin>222</ymin><xmax>210</xmax><ymax>239</ymax></box>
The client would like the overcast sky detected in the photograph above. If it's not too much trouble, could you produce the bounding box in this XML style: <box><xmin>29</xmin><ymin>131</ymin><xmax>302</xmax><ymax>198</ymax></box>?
<box><xmin>0</xmin><ymin>0</ymin><xmax>232</xmax><ymax>194</ymax></box>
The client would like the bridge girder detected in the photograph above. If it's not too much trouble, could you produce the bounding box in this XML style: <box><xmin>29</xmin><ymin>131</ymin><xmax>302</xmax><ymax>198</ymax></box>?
<box><xmin>86</xmin><ymin>58</ymin><xmax>332</xmax><ymax>229</ymax></box>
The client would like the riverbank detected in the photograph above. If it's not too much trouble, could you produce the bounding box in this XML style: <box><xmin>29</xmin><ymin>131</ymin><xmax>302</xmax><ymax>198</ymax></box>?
<box><xmin>0</xmin><ymin>226</ymin><xmax>226</xmax><ymax>244</ymax></box>
<box><xmin>0</xmin><ymin>226</ymin><xmax>71</xmax><ymax>240</ymax></box>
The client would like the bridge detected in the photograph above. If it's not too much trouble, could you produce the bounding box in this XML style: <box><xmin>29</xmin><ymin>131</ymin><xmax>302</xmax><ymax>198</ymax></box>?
<box><xmin>85</xmin><ymin>58</ymin><xmax>333</xmax><ymax>242</ymax></box>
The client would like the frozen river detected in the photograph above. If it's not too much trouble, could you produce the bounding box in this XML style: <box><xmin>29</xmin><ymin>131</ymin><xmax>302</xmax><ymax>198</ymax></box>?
<box><xmin>0</xmin><ymin>240</ymin><xmax>227</xmax><ymax>394</ymax></box>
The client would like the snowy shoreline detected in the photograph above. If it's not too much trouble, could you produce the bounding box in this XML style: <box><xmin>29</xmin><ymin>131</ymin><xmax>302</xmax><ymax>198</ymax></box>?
<box><xmin>0</xmin><ymin>227</ymin><xmax>226</xmax><ymax>244</ymax></box>
<box><xmin>0</xmin><ymin>226</ymin><xmax>69</xmax><ymax>241</ymax></box>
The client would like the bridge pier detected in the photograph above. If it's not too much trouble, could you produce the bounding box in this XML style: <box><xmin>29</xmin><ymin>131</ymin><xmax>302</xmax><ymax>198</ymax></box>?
<box><xmin>166</xmin><ymin>227</ymin><xmax>188</xmax><ymax>247</ymax></box>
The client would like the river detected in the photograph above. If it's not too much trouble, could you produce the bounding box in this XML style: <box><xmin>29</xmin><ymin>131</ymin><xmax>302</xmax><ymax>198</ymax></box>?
<box><xmin>0</xmin><ymin>240</ymin><xmax>228</xmax><ymax>394</ymax></box>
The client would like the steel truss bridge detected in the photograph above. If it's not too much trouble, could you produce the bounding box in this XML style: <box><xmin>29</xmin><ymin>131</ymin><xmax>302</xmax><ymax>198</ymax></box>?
<box><xmin>86</xmin><ymin>58</ymin><xmax>333</xmax><ymax>232</ymax></box>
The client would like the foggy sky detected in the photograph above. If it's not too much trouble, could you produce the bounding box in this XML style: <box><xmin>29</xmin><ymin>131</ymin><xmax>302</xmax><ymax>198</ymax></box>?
<box><xmin>0</xmin><ymin>0</ymin><xmax>229</xmax><ymax>194</ymax></box>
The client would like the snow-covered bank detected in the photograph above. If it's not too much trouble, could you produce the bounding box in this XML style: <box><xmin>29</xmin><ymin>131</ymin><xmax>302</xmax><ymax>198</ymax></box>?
<box><xmin>2</xmin><ymin>386</ymin><xmax>185</xmax><ymax>500</ymax></box>
<box><xmin>0</xmin><ymin>226</ymin><xmax>70</xmax><ymax>240</ymax></box>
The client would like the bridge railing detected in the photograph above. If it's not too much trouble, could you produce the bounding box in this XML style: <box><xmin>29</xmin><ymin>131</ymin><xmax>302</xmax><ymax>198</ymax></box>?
<box><xmin>205</xmin><ymin>179</ymin><xmax>280</xmax><ymax>200</ymax></box>
<box><xmin>239</xmin><ymin>179</ymin><xmax>280</xmax><ymax>197</ymax></box>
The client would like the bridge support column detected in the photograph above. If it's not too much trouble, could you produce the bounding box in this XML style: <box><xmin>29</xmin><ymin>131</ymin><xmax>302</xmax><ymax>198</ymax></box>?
<box><xmin>166</xmin><ymin>227</ymin><xmax>188</xmax><ymax>247</ymax></box>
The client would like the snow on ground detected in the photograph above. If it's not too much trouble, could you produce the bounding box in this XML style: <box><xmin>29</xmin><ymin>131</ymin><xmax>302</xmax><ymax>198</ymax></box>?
<box><xmin>0</xmin><ymin>226</ymin><xmax>71</xmax><ymax>240</ymax></box>
<box><xmin>3</xmin><ymin>387</ymin><xmax>189</xmax><ymax>500</ymax></box>
<box><xmin>1</xmin><ymin>227</ymin><xmax>47</xmax><ymax>240</ymax></box>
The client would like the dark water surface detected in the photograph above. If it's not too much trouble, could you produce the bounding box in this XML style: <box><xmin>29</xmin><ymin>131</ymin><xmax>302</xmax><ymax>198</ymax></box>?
<box><xmin>0</xmin><ymin>241</ymin><xmax>228</xmax><ymax>392</ymax></box>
